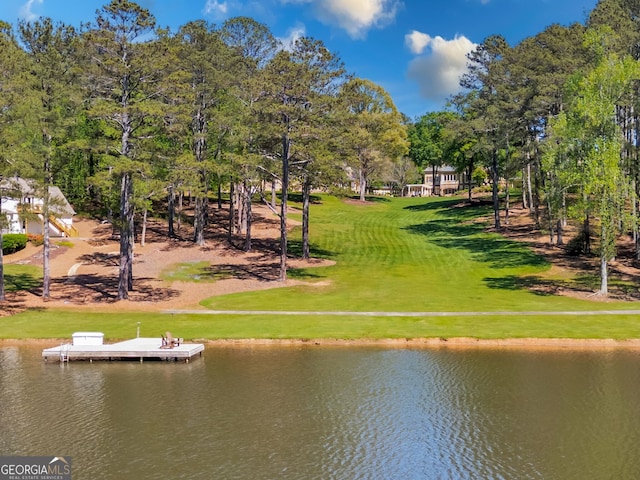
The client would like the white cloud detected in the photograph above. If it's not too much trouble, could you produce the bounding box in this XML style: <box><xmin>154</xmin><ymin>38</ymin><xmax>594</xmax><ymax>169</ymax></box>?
<box><xmin>405</xmin><ymin>30</ymin><xmax>431</xmax><ymax>55</ymax></box>
<box><xmin>406</xmin><ymin>33</ymin><xmax>477</xmax><ymax>103</ymax></box>
<box><xmin>283</xmin><ymin>0</ymin><xmax>401</xmax><ymax>39</ymax></box>
<box><xmin>203</xmin><ymin>0</ymin><xmax>228</xmax><ymax>18</ymax></box>
<box><xmin>278</xmin><ymin>24</ymin><xmax>306</xmax><ymax>51</ymax></box>
<box><xmin>19</xmin><ymin>0</ymin><xmax>43</xmax><ymax>21</ymax></box>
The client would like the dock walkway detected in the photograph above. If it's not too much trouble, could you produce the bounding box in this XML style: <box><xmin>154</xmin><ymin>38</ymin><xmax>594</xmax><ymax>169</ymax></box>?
<box><xmin>42</xmin><ymin>337</ymin><xmax>204</xmax><ymax>363</ymax></box>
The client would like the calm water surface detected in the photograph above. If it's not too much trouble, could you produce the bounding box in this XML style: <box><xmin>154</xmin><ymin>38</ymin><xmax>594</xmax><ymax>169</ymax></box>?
<box><xmin>1</xmin><ymin>345</ymin><xmax>640</xmax><ymax>479</ymax></box>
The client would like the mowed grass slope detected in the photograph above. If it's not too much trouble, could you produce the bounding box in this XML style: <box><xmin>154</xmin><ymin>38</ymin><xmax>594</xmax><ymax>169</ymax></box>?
<box><xmin>5</xmin><ymin>194</ymin><xmax>640</xmax><ymax>341</ymax></box>
<box><xmin>202</xmin><ymin>195</ymin><xmax>630</xmax><ymax>313</ymax></box>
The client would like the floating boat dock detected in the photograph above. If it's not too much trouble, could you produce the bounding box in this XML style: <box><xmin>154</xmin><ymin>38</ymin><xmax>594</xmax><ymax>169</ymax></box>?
<box><xmin>42</xmin><ymin>333</ymin><xmax>204</xmax><ymax>363</ymax></box>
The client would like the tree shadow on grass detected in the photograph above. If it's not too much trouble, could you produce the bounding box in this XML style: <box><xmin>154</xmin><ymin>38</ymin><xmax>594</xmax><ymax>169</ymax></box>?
<box><xmin>404</xmin><ymin>197</ymin><xmax>494</xmax><ymax>215</ymax></box>
<box><xmin>204</xmin><ymin>263</ymin><xmax>280</xmax><ymax>282</ymax></box>
<box><xmin>288</xmin><ymin>268</ymin><xmax>326</xmax><ymax>280</ymax></box>
<box><xmin>405</xmin><ymin>219</ymin><xmax>549</xmax><ymax>270</ymax></box>
<box><xmin>482</xmin><ymin>272</ymin><xmax>624</xmax><ymax>299</ymax></box>
<box><xmin>288</xmin><ymin>193</ymin><xmax>323</xmax><ymax>204</ymax></box>
<box><xmin>288</xmin><ymin>240</ymin><xmax>333</xmax><ymax>260</ymax></box>
<box><xmin>4</xmin><ymin>273</ymin><xmax>42</xmax><ymax>293</ymax></box>
<box><xmin>343</xmin><ymin>195</ymin><xmax>392</xmax><ymax>204</ymax></box>
<box><xmin>403</xmin><ymin>197</ymin><xmax>465</xmax><ymax>211</ymax></box>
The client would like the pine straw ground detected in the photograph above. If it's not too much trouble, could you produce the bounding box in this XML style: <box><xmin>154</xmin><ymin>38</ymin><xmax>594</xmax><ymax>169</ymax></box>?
<box><xmin>497</xmin><ymin>204</ymin><xmax>640</xmax><ymax>303</ymax></box>
<box><xmin>1</xmin><ymin>204</ymin><xmax>332</xmax><ymax>316</ymax></box>
<box><xmin>3</xmin><ymin>199</ymin><xmax>640</xmax><ymax>317</ymax></box>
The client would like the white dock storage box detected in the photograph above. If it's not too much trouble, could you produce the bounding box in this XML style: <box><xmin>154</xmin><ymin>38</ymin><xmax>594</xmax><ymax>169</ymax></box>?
<box><xmin>72</xmin><ymin>332</ymin><xmax>104</xmax><ymax>346</ymax></box>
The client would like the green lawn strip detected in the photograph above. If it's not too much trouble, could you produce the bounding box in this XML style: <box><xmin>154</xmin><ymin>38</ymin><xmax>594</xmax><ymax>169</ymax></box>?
<box><xmin>3</xmin><ymin>310</ymin><xmax>640</xmax><ymax>341</ymax></box>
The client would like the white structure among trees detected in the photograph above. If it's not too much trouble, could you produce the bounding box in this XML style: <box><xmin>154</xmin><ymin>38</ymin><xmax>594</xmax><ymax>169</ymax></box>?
<box><xmin>0</xmin><ymin>177</ymin><xmax>77</xmax><ymax>237</ymax></box>
<box><xmin>405</xmin><ymin>166</ymin><xmax>470</xmax><ymax>197</ymax></box>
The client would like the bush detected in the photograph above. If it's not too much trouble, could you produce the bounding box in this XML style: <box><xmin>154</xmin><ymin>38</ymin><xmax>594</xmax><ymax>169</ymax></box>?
<box><xmin>27</xmin><ymin>234</ymin><xmax>44</xmax><ymax>246</ymax></box>
<box><xmin>327</xmin><ymin>186</ymin><xmax>354</xmax><ymax>198</ymax></box>
<box><xmin>472</xmin><ymin>166</ymin><xmax>488</xmax><ymax>186</ymax></box>
<box><xmin>2</xmin><ymin>234</ymin><xmax>28</xmax><ymax>255</ymax></box>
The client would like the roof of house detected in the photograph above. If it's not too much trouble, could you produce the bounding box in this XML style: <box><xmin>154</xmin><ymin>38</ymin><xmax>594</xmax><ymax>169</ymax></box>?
<box><xmin>49</xmin><ymin>186</ymin><xmax>76</xmax><ymax>216</ymax></box>
<box><xmin>424</xmin><ymin>165</ymin><xmax>458</xmax><ymax>174</ymax></box>
<box><xmin>0</xmin><ymin>176</ymin><xmax>75</xmax><ymax>216</ymax></box>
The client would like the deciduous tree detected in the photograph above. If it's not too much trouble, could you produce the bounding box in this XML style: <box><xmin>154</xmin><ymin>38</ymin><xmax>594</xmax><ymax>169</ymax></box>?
<box><xmin>338</xmin><ymin>78</ymin><xmax>408</xmax><ymax>202</ymax></box>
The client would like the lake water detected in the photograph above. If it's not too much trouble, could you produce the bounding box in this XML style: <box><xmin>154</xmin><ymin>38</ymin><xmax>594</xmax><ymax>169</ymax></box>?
<box><xmin>1</xmin><ymin>345</ymin><xmax>640</xmax><ymax>479</ymax></box>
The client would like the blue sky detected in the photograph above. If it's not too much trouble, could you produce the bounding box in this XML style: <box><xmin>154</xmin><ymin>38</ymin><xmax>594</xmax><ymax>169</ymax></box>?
<box><xmin>1</xmin><ymin>0</ymin><xmax>599</xmax><ymax>119</ymax></box>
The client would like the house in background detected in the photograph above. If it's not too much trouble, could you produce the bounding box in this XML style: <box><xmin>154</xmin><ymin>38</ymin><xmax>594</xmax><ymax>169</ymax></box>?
<box><xmin>405</xmin><ymin>165</ymin><xmax>470</xmax><ymax>197</ymax></box>
<box><xmin>0</xmin><ymin>177</ymin><xmax>78</xmax><ymax>237</ymax></box>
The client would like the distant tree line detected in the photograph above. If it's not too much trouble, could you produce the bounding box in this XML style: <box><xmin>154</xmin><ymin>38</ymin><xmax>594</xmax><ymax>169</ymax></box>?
<box><xmin>408</xmin><ymin>0</ymin><xmax>640</xmax><ymax>296</ymax></box>
<box><xmin>0</xmin><ymin>0</ymin><xmax>408</xmax><ymax>301</ymax></box>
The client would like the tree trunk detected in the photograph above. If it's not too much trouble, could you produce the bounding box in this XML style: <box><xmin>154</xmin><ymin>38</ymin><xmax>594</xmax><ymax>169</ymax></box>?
<box><xmin>127</xmin><ymin>183</ymin><xmax>134</xmax><ymax>292</ymax></box>
<box><xmin>0</xmin><ymin>228</ymin><xmax>4</xmax><ymax>302</ymax></box>
<box><xmin>42</xmin><ymin>152</ymin><xmax>51</xmax><ymax>301</ymax></box>
<box><xmin>522</xmin><ymin>167</ymin><xmax>529</xmax><ymax>210</ymax></box>
<box><xmin>118</xmin><ymin>172</ymin><xmax>133</xmax><ymax>300</ymax></box>
<box><xmin>177</xmin><ymin>191</ymin><xmax>183</xmax><ymax>232</ymax></box>
<box><xmin>547</xmin><ymin>195</ymin><xmax>554</xmax><ymax>245</ymax></box>
<box><xmin>600</xmin><ymin>255</ymin><xmax>608</xmax><ymax>296</ymax></box>
<box><xmin>359</xmin><ymin>167</ymin><xmax>366</xmax><ymax>202</ymax></box>
<box><xmin>491</xmin><ymin>149</ymin><xmax>501</xmax><ymax>230</ymax></box>
<box><xmin>228</xmin><ymin>181</ymin><xmax>235</xmax><ymax>245</ymax></box>
<box><xmin>302</xmin><ymin>175</ymin><xmax>311</xmax><ymax>259</ymax></box>
<box><xmin>217</xmin><ymin>177</ymin><xmax>222</xmax><ymax>209</ymax></box>
<box><xmin>280</xmin><ymin>134</ymin><xmax>290</xmax><ymax>282</ymax></box>
<box><xmin>504</xmin><ymin>180</ymin><xmax>510</xmax><ymax>226</ymax></box>
<box><xmin>526</xmin><ymin>161</ymin><xmax>534</xmax><ymax>212</ymax></box>
<box><xmin>0</xmin><ymin>190</ymin><xmax>4</xmax><ymax>301</ymax></box>
<box><xmin>636</xmin><ymin>196</ymin><xmax>640</xmax><ymax>261</ymax></box>
<box><xmin>432</xmin><ymin>164</ymin><xmax>437</xmax><ymax>196</ymax></box>
<box><xmin>634</xmin><ymin>180</ymin><xmax>640</xmax><ymax>260</ymax></box>
<box><xmin>193</xmin><ymin>98</ymin><xmax>207</xmax><ymax>244</ymax></box>
<box><xmin>556</xmin><ymin>219</ymin><xmax>563</xmax><ymax>246</ymax></box>
<box><xmin>244</xmin><ymin>181</ymin><xmax>252</xmax><ymax>252</ymax></box>
<box><xmin>583</xmin><ymin>213</ymin><xmax>591</xmax><ymax>255</ymax></box>
<box><xmin>532</xmin><ymin>160</ymin><xmax>541</xmax><ymax>228</ymax></box>
<box><xmin>271</xmin><ymin>178</ymin><xmax>277</xmax><ymax>211</ymax></box>
<box><xmin>236</xmin><ymin>183</ymin><xmax>245</xmax><ymax>235</ymax></box>
<box><xmin>467</xmin><ymin>165</ymin><xmax>473</xmax><ymax>202</ymax></box>
<box><xmin>194</xmin><ymin>196</ymin><xmax>206</xmax><ymax>246</ymax></box>
<box><xmin>168</xmin><ymin>185</ymin><xmax>175</xmax><ymax>238</ymax></box>
<box><xmin>141</xmin><ymin>208</ymin><xmax>148</xmax><ymax>247</ymax></box>
<box><xmin>42</xmin><ymin>183</ymin><xmax>51</xmax><ymax>300</ymax></box>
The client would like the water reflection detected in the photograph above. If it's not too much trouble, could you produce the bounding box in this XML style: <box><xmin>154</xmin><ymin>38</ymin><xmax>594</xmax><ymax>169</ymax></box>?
<box><xmin>1</xmin><ymin>346</ymin><xmax>640</xmax><ymax>479</ymax></box>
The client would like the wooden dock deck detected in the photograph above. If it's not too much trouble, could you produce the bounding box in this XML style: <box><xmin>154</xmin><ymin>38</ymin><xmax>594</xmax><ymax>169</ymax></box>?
<box><xmin>42</xmin><ymin>337</ymin><xmax>205</xmax><ymax>363</ymax></box>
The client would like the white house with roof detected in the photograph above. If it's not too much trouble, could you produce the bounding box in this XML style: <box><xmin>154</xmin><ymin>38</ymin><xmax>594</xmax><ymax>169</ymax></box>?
<box><xmin>1</xmin><ymin>177</ymin><xmax>77</xmax><ymax>237</ymax></box>
<box><xmin>405</xmin><ymin>165</ymin><xmax>470</xmax><ymax>197</ymax></box>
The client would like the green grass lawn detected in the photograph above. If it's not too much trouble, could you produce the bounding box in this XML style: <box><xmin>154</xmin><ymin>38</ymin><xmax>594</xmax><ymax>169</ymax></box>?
<box><xmin>3</xmin><ymin>194</ymin><xmax>640</xmax><ymax>341</ymax></box>
<box><xmin>203</xmin><ymin>195</ymin><xmax>632</xmax><ymax>313</ymax></box>
<box><xmin>3</xmin><ymin>264</ymin><xmax>41</xmax><ymax>293</ymax></box>
<box><xmin>160</xmin><ymin>261</ymin><xmax>233</xmax><ymax>283</ymax></box>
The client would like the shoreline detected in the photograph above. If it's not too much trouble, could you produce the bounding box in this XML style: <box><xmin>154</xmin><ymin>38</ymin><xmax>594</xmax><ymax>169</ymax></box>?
<box><xmin>3</xmin><ymin>337</ymin><xmax>640</xmax><ymax>351</ymax></box>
